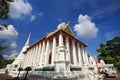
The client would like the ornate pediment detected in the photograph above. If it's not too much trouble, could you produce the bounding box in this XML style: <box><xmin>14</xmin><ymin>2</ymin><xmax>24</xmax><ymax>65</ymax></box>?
<box><xmin>57</xmin><ymin>22</ymin><xmax>74</xmax><ymax>37</ymax></box>
<box><xmin>47</xmin><ymin>22</ymin><xmax>74</xmax><ymax>38</ymax></box>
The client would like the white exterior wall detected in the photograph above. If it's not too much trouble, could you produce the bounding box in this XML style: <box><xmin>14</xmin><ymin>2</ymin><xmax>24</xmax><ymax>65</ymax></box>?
<box><xmin>22</xmin><ymin>32</ymin><xmax>89</xmax><ymax>68</ymax></box>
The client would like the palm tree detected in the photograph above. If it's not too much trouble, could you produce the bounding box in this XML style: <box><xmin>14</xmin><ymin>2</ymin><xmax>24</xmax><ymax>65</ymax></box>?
<box><xmin>17</xmin><ymin>67</ymin><xmax>23</xmax><ymax>77</ymax></box>
<box><xmin>24</xmin><ymin>66</ymin><xmax>32</xmax><ymax>80</ymax></box>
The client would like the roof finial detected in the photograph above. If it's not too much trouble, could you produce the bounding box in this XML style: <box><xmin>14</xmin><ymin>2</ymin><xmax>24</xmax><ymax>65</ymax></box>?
<box><xmin>25</xmin><ymin>33</ymin><xmax>31</xmax><ymax>46</ymax></box>
<box><xmin>65</xmin><ymin>21</ymin><xmax>70</xmax><ymax>28</ymax></box>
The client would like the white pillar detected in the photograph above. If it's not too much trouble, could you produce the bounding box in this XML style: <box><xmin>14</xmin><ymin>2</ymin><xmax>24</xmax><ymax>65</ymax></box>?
<box><xmin>82</xmin><ymin>46</ymin><xmax>85</xmax><ymax>65</ymax></box>
<box><xmin>40</xmin><ymin>41</ymin><xmax>45</xmax><ymax>65</ymax></box>
<box><xmin>66</xmin><ymin>36</ymin><xmax>70</xmax><ymax>62</ymax></box>
<box><xmin>24</xmin><ymin>53</ymin><xmax>27</xmax><ymax>66</ymax></box>
<box><xmin>32</xmin><ymin>47</ymin><xmax>36</xmax><ymax>66</ymax></box>
<box><xmin>29</xmin><ymin>49</ymin><xmax>32</xmax><ymax>66</ymax></box>
<box><xmin>27</xmin><ymin>50</ymin><xmax>31</xmax><ymax>66</ymax></box>
<box><xmin>35</xmin><ymin>45</ymin><xmax>39</xmax><ymax>66</ymax></box>
<box><xmin>77</xmin><ymin>44</ymin><xmax>83</xmax><ymax>66</ymax></box>
<box><xmin>52</xmin><ymin>36</ymin><xmax>56</xmax><ymax>65</ymax></box>
<box><xmin>30</xmin><ymin>48</ymin><xmax>34</xmax><ymax>66</ymax></box>
<box><xmin>23</xmin><ymin>53</ymin><xmax>27</xmax><ymax>67</ymax></box>
<box><xmin>38</xmin><ymin>43</ymin><xmax>42</xmax><ymax>65</ymax></box>
<box><xmin>25</xmin><ymin>51</ymin><xmax>29</xmax><ymax>66</ymax></box>
<box><xmin>25</xmin><ymin>52</ymin><xmax>29</xmax><ymax>66</ymax></box>
<box><xmin>82</xmin><ymin>46</ymin><xmax>88</xmax><ymax>65</ymax></box>
<box><xmin>45</xmin><ymin>40</ymin><xmax>50</xmax><ymax>65</ymax></box>
<box><xmin>33</xmin><ymin>46</ymin><xmax>36</xmax><ymax>66</ymax></box>
<box><xmin>72</xmin><ymin>40</ymin><xmax>77</xmax><ymax>65</ymax></box>
<box><xmin>59</xmin><ymin>32</ymin><xmax>63</xmax><ymax>46</ymax></box>
<box><xmin>84</xmin><ymin>48</ymin><xmax>89</xmax><ymax>65</ymax></box>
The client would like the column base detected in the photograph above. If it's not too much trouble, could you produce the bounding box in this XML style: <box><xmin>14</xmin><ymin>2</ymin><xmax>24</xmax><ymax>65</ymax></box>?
<box><xmin>54</xmin><ymin>61</ymin><xmax>70</xmax><ymax>73</ymax></box>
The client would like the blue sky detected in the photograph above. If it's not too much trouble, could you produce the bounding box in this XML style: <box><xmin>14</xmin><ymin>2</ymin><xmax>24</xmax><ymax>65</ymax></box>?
<box><xmin>0</xmin><ymin>0</ymin><xmax>120</xmax><ymax>59</ymax></box>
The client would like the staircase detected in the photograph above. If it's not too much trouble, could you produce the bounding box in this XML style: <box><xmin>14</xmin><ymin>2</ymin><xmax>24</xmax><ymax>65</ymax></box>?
<box><xmin>28</xmin><ymin>71</ymin><xmax>100</xmax><ymax>80</ymax></box>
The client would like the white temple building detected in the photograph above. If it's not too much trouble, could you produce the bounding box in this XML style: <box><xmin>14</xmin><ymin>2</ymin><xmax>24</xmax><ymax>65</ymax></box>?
<box><xmin>7</xmin><ymin>22</ymin><xmax>101</xmax><ymax>80</ymax></box>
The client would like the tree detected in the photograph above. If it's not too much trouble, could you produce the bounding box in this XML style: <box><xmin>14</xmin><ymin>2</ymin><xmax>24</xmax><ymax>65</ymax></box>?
<box><xmin>0</xmin><ymin>39</ymin><xmax>9</xmax><ymax>68</ymax></box>
<box><xmin>0</xmin><ymin>39</ymin><xmax>14</xmax><ymax>69</ymax></box>
<box><xmin>5</xmin><ymin>69</ymin><xmax>9</xmax><ymax>74</ymax></box>
<box><xmin>0</xmin><ymin>24</ymin><xmax>8</xmax><ymax>31</ymax></box>
<box><xmin>0</xmin><ymin>0</ymin><xmax>14</xmax><ymax>20</ymax></box>
<box><xmin>0</xmin><ymin>0</ymin><xmax>14</xmax><ymax>69</ymax></box>
<box><xmin>96</xmin><ymin>36</ymin><xmax>120</xmax><ymax>67</ymax></box>
<box><xmin>0</xmin><ymin>0</ymin><xmax>14</xmax><ymax>31</ymax></box>
<box><xmin>24</xmin><ymin>66</ymin><xmax>32</xmax><ymax>80</ymax></box>
<box><xmin>17</xmin><ymin>67</ymin><xmax>23</xmax><ymax>78</ymax></box>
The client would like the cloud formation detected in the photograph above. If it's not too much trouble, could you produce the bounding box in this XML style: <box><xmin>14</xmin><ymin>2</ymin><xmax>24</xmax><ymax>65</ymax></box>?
<box><xmin>74</xmin><ymin>14</ymin><xmax>98</xmax><ymax>39</ymax></box>
<box><xmin>9</xmin><ymin>0</ymin><xmax>32</xmax><ymax>19</ymax></box>
<box><xmin>0</xmin><ymin>25</ymin><xmax>19</xmax><ymax>40</ymax></box>
<box><xmin>105</xmin><ymin>31</ymin><xmax>120</xmax><ymax>40</ymax></box>
<box><xmin>38</xmin><ymin>12</ymin><xmax>44</xmax><ymax>17</ymax></box>
<box><xmin>10</xmin><ymin>41</ymin><xmax>17</xmax><ymax>48</ymax></box>
<box><xmin>30</xmin><ymin>15</ymin><xmax>36</xmax><ymax>22</ymax></box>
<box><xmin>3</xmin><ymin>50</ymin><xmax>18</xmax><ymax>60</ymax></box>
<box><xmin>0</xmin><ymin>25</ymin><xmax>18</xmax><ymax>50</ymax></box>
<box><xmin>73</xmin><ymin>0</ymin><xmax>120</xmax><ymax>20</ymax></box>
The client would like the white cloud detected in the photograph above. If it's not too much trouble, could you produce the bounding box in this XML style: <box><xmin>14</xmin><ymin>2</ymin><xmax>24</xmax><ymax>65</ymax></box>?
<box><xmin>0</xmin><ymin>25</ymin><xmax>19</xmax><ymax>40</ymax></box>
<box><xmin>38</xmin><ymin>12</ymin><xmax>44</xmax><ymax>17</ymax></box>
<box><xmin>10</xmin><ymin>41</ymin><xmax>17</xmax><ymax>48</ymax></box>
<box><xmin>3</xmin><ymin>50</ymin><xmax>18</xmax><ymax>60</ymax></box>
<box><xmin>74</xmin><ymin>14</ymin><xmax>98</xmax><ymax>39</ymax></box>
<box><xmin>57</xmin><ymin>22</ymin><xmax>65</xmax><ymax>29</ymax></box>
<box><xmin>30</xmin><ymin>15</ymin><xmax>36</xmax><ymax>22</ymax></box>
<box><xmin>58</xmin><ymin>18</ymin><xmax>62</xmax><ymax>22</ymax></box>
<box><xmin>9</xmin><ymin>0</ymin><xmax>32</xmax><ymax>19</ymax></box>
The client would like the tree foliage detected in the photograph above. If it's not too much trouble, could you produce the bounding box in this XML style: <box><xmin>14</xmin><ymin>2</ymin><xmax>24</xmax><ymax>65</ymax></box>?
<box><xmin>17</xmin><ymin>67</ymin><xmax>23</xmax><ymax>77</ymax></box>
<box><xmin>0</xmin><ymin>39</ymin><xmax>14</xmax><ymax>69</ymax></box>
<box><xmin>0</xmin><ymin>53</ymin><xmax>14</xmax><ymax>68</ymax></box>
<box><xmin>0</xmin><ymin>0</ymin><xmax>15</xmax><ymax>68</ymax></box>
<box><xmin>0</xmin><ymin>24</ymin><xmax>8</xmax><ymax>31</ymax></box>
<box><xmin>0</xmin><ymin>0</ymin><xmax>14</xmax><ymax>20</ymax></box>
<box><xmin>0</xmin><ymin>0</ymin><xmax>14</xmax><ymax>31</ymax></box>
<box><xmin>97</xmin><ymin>36</ymin><xmax>120</xmax><ymax>67</ymax></box>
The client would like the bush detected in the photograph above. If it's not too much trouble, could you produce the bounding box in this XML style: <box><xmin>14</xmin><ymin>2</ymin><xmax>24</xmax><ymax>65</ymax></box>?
<box><xmin>5</xmin><ymin>69</ymin><xmax>9</xmax><ymax>74</ymax></box>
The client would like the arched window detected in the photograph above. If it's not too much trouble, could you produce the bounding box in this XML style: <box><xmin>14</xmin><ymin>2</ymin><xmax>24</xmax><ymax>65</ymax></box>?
<box><xmin>48</xmin><ymin>52</ymin><xmax>52</xmax><ymax>64</ymax></box>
